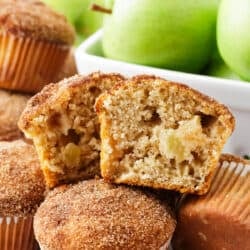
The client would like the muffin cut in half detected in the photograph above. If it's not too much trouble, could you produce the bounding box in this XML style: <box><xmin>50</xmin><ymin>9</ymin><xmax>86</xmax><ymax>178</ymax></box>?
<box><xmin>18</xmin><ymin>72</ymin><xmax>125</xmax><ymax>188</ymax></box>
<box><xmin>95</xmin><ymin>75</ymin><xmax>235</xmax><ymax>194</ymax></box>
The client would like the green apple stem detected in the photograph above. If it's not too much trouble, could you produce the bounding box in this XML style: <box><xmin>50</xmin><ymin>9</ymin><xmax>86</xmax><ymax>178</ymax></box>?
<box><xmin>90</xmin><ymin>3</ymin><xmax>112</xmax><ymax>14</ymax></box>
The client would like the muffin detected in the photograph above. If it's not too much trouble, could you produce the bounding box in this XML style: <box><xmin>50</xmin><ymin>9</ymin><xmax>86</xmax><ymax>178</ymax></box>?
<box><xmin>34</xmin><ymin>179</ymin><xmax>176</xmax><ymax>250</ymax></box>
<box><xmin>18</xmin><ymin>73</ymin><xmax>125</xmax><ymax>188</ymax></box>
<box><xmin>55</xmin><ymin>49</ymin><xmax>78</xmax><ymax>82</ymax></box>
<box><xmin>0</xmin><ymin>140</ymin><xmax>46</xmax><ymax>250</ymax></box>
<box><xmin>95</xmin><ymin>75</ymin><xmax>235</xmax><ymax>194</ymax></box>
<box><xmin>0</xmin><ymin>0</ymin><xmax>75</xmax><ymax>93</ymax></box>
<box><xmin>0</xmin><ymin>89</ymin><xmax>31</xmax><ymax>141</ymax></box>
<box><xmin>173</xmin><ymin>154</ymin><xmax>250</xmax><ymax>250</ymax></box>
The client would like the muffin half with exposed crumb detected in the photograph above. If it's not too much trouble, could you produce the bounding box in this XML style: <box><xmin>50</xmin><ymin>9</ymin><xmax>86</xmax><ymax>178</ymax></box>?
<box><xmin>0</xmin><ymin>139</ymin><xmax>45</xmax><ymax>250</ymax></box>
<box><xmin>95</xmin><ymin>75</ymin><xmax>235</xmax><ymax>194</ymax></box>
<box><xmin>18</xmin><ymin>72</ymin><xmax>125</xmax><ymax>188</ymax></box>
<box><xmin>34</xmin><ymin>179</ymin><xmax>176</xmax><ymax>250</ymax></box>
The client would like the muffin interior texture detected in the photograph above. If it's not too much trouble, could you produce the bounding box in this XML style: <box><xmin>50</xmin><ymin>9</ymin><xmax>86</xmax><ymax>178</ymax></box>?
<box><xmin>19</xmin><ymin>73</ymin><xmax>124</xmax><ymax>187</ymax></box>
<box><xmin>97</xmin><ymin>76</ymin><xmax>234</xmax><ymax>194</ymax></box>
<box><xmin>41</xmin><ymin>83</ymin><xmax>101</xmax><ymax>179</ymax></box>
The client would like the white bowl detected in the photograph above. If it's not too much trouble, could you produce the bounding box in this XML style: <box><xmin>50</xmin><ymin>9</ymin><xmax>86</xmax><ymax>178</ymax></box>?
<box><xmin>75</xmin><ymin>30</ymin><xmax>250</xmax><ymax>156</ymax></box>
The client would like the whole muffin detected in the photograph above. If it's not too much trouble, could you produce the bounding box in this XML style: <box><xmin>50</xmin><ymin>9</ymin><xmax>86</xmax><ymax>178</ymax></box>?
<box><xmin>0</xmin><ymin>89</ymin><xmax>30</xmax><ymax>141</ymax></box>
<box><xmin>34</xmin><ymin>179</ymin><xmax>176</xmax><ymax>250</ymax></box>
<box><xmin>173</xmin><ymin>154</ymin><xmax>250</xmax><ymax>250</ymax></box>
<box><xmin>0</xmin><ymin>0</ymin><xmax>75</xmax><ymax>93</ymax></box>
<box><xmin>0</xmin><ymin>140</ymin><xmax>46</xmax><ymax>250</ymax></box>
<box><xmin>55</xmin><ymin>49</ymin><xmax>78</xmax><ymax>82</ymax></box>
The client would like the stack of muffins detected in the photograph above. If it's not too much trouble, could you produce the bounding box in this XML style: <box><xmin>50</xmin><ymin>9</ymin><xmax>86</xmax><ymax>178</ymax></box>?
<box><xmin>17</xmin><ymin>72</ymin><xmax>249</xmax><ymax>249</ymax></box>
<box><xmin>0</xmin><ymin>0</ymin><xmax>77</xmax><ymax>249</ymax></box>
<box><xmin>0</xmin><ymin>1</ymin><xmax>249</xmax><ymax>249</ymax></box>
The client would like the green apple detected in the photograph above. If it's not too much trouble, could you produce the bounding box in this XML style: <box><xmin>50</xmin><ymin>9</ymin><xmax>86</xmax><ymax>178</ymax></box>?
<box><xmin>42</xmin><ymin>0</ymin><xmax>103</xmax><ymax>40</ymax></box>
<box><xmin>205</xmin><ymin>51</ymin><xmax>241</xmax><ymax>80</ymax></box>
<box><xmin>217</xmin><ymin>0</ymin><xmax>250</xmax><ymax>81</ymax></box>
<box><xmin>42</xmin><ymin>0</ymin><xmax>84</xmax><ymax>24</ymax></box>
<box><xmin>75</xmin><ymin>0</ymin><xmax>104</xmax><ymax>37</ymax></box>
<box><xmin>102</xmin><ymin>0</ymin><xmax>220</xmax><ymax>73</ymax></box>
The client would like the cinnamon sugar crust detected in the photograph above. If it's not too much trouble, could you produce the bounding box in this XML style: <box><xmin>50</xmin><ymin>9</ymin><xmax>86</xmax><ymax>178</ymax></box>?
<box><xmin>34</xmin><ymin>179</ymin><xmax>176</xmax><ymax>250</ymax></box>
<box><xmin>0</xmin><ymin>0</ymin><xmax>75</xmax><ymax>44</ymax></box>
<box><xmin>0</xmin><ymin>90</ymin><xmax>31</xmax><ymax>141</ymax></box>
<box><xmin>0</xmin><ymin>140</ymin><xmax>45</xmax><ymax>217</ymax></box>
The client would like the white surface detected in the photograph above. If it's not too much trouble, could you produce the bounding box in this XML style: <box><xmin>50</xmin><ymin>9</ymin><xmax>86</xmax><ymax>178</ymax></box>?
<box><xmin>75</xmin><ymin>30</ymin><xmax>250</xmax><ymax>156</ymax></box>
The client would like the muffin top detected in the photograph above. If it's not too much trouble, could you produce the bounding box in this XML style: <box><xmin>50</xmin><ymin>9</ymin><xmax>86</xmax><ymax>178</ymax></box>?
<box><xmin>0</xmin><ymin>89</ymin><xmax>30</xmax><ymax>141</ymax></box>
<box><xmin>0</xmin><ymin>0</ymin><xmax>75</xmax><ymax>44</ymax></box>
<box><xmin>34</xmin><ymin>179</ymin><xmax>176</xmax><ymax>250</ymax></box>
<box><xmin>0</xmin><ymin>140</ymin><xmax>45</xmax><ymax>217</ymax></box>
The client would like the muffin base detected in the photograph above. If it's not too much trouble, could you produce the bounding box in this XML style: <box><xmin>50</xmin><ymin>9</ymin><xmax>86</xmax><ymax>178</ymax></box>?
<box><xmin>0</xmin><ymin>216</ymin><xmax>38</xmax><ymax>250</ymax></box>
<box><xmin>0</xmin><ymin>31</ymin><xmax>69</xmax><ymax>93</ymax></box>
<box><xmin>173</xmin><ymin>155</ymin><xmax>250</xmax><ymax>250</ymax></box>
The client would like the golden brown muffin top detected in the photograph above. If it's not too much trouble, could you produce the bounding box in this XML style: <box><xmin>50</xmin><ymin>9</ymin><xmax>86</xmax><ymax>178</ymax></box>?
<box><xmin>0</xmin><ymin>140</ymin><xmax>46</xmax><ymax>217</ymax></box>
<box><xmin>34</xmin><ymin>179</ymin><xmax>176</xmax><ymax>250</ymax></box>
<box><xmin>0</xmin><ymin>89</ymin><xmax>30</xmax><ymax>141</ymax></box>
<box><xmin>18</xmin><ymin>72</ymin><xmax>126</xmax><ymax>133</ymax></box>
<box><xmin>0</xmin><ymin>0</ymin><xmax>75</xmax><ymax>44</ymax></box>
<box><xmin>96</xmin><ymin>75</ymin><xmax>235</xmax><ymax>127</ymax></box>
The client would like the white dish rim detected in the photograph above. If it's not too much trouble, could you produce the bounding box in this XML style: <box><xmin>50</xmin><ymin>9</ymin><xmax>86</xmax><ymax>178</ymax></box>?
<box><xmin>76</xmin><ymin>30</ymin><xmax>250</xmax><ymax>112</ymax></box>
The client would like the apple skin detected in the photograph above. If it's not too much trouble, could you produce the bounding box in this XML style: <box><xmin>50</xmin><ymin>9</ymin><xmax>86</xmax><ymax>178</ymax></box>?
<box><xmin>75</xmin><ymin>0</ymin><xmax>104</xmax><ymax>37</ymax></box>
<box><xmin>42</xmin><ymin>0</ymin><xmax>84</xmax><ymax>24</ymax></box>
<box><xmin>217</xmin><ymin>0</ymin><xmax>250</xmax><ymax>81</ymax></box>
<box><xmin>205</xmin><ymin>50</ymin><xmax>241</xmax><ymax>80</ymax></box>
<box><xmin>42</xmin><ymin>0</ymin><xmax>103</xmax><ymax>39</ymax></box>
<box><xmin>103</xmin><ymin>0</ymin><xmax>219</xmax><ymax>73</ymax></box>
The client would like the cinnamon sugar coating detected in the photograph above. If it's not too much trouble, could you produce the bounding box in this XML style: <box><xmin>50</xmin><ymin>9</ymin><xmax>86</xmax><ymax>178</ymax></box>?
<box><xmin>0</xmin><ymin>90</ymin><xmax>30</xmax><ymax>141</ymax></box>
<box><xmin>0</xmin><ymin>140</ymin><xmax>45</xmax><ymax>217</ymax></box>
<box><xmin>0</xmin><ymin>0</ymin><xmax>75</xmax><ymax>44</ymax></box>
<box><xmin>34</xmin><ymin>179</ymin><xmax>176</xmax><ymax>250</ymax></box>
